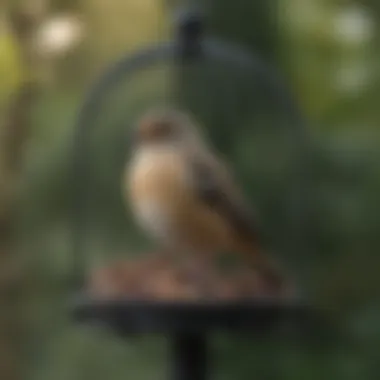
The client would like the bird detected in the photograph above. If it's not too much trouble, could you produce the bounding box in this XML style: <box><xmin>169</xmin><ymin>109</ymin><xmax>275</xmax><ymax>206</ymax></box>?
<box><xmin>123</xmin><ymin>107</ymin><xmax>291</xmax><ymax>297</ymax></box>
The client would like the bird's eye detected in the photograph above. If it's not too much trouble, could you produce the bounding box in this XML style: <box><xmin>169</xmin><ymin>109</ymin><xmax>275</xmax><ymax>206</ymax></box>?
<box><xmin>137</xmin><ymin>116</ymin><xmax>177</xmax><ymax>143</ymax></box>
<box><xmin>152</xmin><ymin>121</ymin><xmax>173</xmax><ymax>138</ymax></box>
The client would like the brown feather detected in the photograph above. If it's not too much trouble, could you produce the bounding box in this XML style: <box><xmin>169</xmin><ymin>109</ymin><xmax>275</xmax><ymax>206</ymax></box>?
<box><xmin>187</xmin><ymin>151</ymin><xmax>260</xmax><ymax>246</ymax></box>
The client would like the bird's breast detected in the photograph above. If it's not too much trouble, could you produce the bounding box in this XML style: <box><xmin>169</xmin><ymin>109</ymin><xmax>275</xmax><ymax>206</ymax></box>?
<box><xmin>126</xmin><ymin>147</ymin><xmax>232</xmax><ymax>251</ymax></box>
<box><xmin>127</xmin><ymin>148</ymin><xmax>189</xmax><ymax>241</ymax></box>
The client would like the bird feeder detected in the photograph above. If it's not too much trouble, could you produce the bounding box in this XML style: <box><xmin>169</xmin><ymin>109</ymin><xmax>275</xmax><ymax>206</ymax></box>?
<box><xmin>71</xmin><ymin>8</ymin><xmax>316</xmax><ymax>380</ymax></box>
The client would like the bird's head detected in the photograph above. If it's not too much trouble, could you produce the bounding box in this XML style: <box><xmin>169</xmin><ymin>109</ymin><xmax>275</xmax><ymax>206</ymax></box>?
<box><xmin>131</xmin><ymin>107</ymin><xmax>204</xmax><ymax>150</ymax></box>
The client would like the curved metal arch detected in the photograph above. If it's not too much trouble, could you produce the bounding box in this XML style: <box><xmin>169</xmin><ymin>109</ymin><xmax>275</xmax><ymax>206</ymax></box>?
<box><xmin>71</xmin><ymin>38</ymin><xmax>311</xmax><ymax>288</ymax></box>
<box><xmin>75</xmin><ymin>38</ymin><xmax>306</xmax><ymax>139</ymax></box>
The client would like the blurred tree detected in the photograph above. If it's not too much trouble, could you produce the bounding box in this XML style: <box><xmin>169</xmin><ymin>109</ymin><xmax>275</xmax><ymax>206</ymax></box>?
<box><xmin>0</xmin><ymin>20</ymin><xmax>25</xmax><ymax>110</ymax></box>
<box><xmin>0</xmin><ymin>1</ymin><xmax>48</xmax><ymax>379</ymax></box>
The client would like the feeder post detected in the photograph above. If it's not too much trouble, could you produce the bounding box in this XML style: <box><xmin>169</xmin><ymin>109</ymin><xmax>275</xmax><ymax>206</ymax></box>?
<box><xmin>170</xmin><ymin>332</ymin><xmax>208</xmax><ymax>380</ymax></box>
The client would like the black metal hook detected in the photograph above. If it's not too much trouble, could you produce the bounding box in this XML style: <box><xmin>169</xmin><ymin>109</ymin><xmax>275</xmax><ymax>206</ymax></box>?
<box><xmin>175</xmin><ymin>7</ymin><xmax>204</xmax><ymax>60</ymax></box>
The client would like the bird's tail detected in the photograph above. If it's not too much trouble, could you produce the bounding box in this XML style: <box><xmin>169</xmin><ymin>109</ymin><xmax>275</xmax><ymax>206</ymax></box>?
<box><xmin>236</xmin><ymin>241</ymin><xmax>292</xmax><ymax>296</ymax></box>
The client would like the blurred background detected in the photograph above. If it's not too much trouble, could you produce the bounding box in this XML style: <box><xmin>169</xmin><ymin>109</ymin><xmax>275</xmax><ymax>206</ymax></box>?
<box><xmin>1</xmin><ymin>0</ymin><xmax>380</xmax><ymax>379</ymax></box>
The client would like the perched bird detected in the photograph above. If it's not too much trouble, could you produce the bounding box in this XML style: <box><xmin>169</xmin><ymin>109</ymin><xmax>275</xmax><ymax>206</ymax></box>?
<box><xmin>124</xmin><ymin>107</ymin><xmax>290</xmax><ymax>296</ymax></box>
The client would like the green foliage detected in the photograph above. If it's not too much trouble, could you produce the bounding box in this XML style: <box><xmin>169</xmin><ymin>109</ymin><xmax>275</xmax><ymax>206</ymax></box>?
<box><xmin>0</xmin><ymin>29</ymin><xmax>25</xmax><ymax>108</ymax></box>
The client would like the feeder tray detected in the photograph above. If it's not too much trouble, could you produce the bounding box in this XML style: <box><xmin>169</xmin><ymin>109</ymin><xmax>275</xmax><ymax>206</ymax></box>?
<box><xmin>72</xmin><ymin>297</ymin><xmax>312</xmax><ymax>380</ymax></box>
<box><xmin>73</xmin><ymin>263</ymin><xmax>311</xmax><ymax>380</ymax></box>
<box><xmin>71</xmin><ymin>255</ymin><xmax>314</xmax><ymax>380</ymax></box>
<box><xmin>75</xmin><ymin>254</ymin><xmax>308</xmax><ymax>335</ymax></box>
<box><xmin>73</xmin><ymin>297</ymin><xmax>309</xmax><ymax>336</ymax></box>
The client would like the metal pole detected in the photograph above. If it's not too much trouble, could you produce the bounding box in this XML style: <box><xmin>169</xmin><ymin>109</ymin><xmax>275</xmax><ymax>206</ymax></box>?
<box><xmin>170</xmin><ymin>332</ymin><xmax>208</xmax><ymax>380</ymax></box>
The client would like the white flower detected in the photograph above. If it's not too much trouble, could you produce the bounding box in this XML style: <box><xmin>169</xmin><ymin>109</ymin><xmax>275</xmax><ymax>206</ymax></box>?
<box><xmin>333</xmin><ymin>5</ymin><xmax>374</xmax><ymax>45</ymax></box>
<box><xmin>35</xmin><ymin>14</ymin><xmax>84</xmax><ymax>58</ymax></box>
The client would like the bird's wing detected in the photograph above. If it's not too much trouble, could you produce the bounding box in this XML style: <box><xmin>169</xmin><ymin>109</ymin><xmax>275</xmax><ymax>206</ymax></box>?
<box><xmin>188</xmin><ymin>152</ymin><xmax>289</xmax><ymax>293</ymax></box>
<box><xmin>188</xmin><ymin>152</ymin><xmax>260</xmax><ymax>245</ymax></box>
